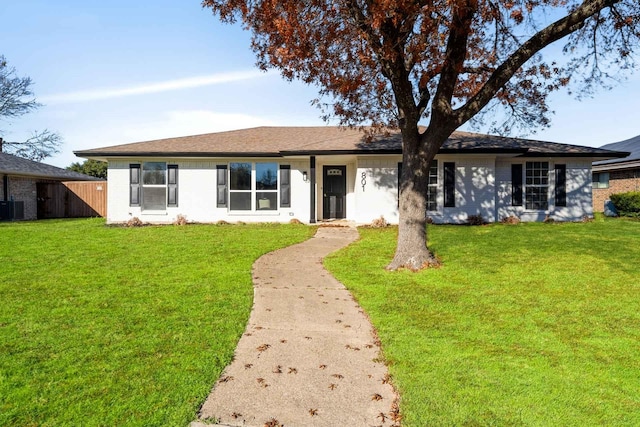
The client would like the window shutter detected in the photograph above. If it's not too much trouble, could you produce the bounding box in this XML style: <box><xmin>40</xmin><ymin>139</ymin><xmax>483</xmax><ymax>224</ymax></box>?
<box><xmin>444</xmin><ymin>162</ymin><xmax>455</xmax><ymax>208</ymax></box>
<box><xmin>167</xmin><ymin>165</ymin><xmax>178</xmax><ymax>207</ymax></box>
<box><xmin>555</xmin><ymin>164</ymin><xmax>566</xmax><ymax>207</ymax></box>
<box><xmin>397</xmin><ymin>162</ymin><xmax>402</xmax><ymax>208</ymax></box>
<box><xmin>279</xmin><ymin>165</ymin><xmax>291</xmax><ymax>208</ymax></box>
<box><xmin>217</xmin><ymin>165</ymin><xmax>227</xmax><ymax>208</ymax></box>
<box><xmin>130</xmin><ymin>164</ymin><xmax>140</xmax><ymax>206</ymax></box>
<box><xmin>512</xmin><ymin>164</ymin><xmax>523</xmax><ymax>206</ymax></box>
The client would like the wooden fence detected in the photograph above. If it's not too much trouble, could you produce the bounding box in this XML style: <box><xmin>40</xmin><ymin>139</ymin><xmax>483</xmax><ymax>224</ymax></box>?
<box><xmin>37</xmin><ymin>181</ymin><xmax>107</xmax><ymax>219</ymax></box>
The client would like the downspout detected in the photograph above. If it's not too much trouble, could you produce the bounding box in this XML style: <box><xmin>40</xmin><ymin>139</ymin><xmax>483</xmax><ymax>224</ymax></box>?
<box><xmin>309</xmin><ymin>156</ymin><xmax>316</xmax><ymax>224</ymax></box>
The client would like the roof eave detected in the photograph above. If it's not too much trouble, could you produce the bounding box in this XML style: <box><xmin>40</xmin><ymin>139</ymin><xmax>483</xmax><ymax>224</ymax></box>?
<box><xmin>593</xmin><ymin>159</ymin><xmax>640</xmax><ymax>172</ymax></box>
<box><xmin>74</xmin><ymin>151</ymin><xmax>284</xmax><ymax>158</ymax></box>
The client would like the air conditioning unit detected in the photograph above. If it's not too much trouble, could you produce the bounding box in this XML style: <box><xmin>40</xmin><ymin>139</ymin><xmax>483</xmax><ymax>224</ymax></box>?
<box><xmin>0</xmin><ymin>201</ymin><xmax>25</xmax><ymax>221</ymax></box>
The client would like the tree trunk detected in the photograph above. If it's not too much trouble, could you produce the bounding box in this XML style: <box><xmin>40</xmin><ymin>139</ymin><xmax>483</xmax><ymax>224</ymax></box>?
<box><xmin>386</xmin><ymin>128</ymin><xmax>444</xmax><ymax>271</ymax></box>
<box><xmin>387</xmin><ymin>122</ymin><xmax>453</xmax><ymax>271</ymax></box>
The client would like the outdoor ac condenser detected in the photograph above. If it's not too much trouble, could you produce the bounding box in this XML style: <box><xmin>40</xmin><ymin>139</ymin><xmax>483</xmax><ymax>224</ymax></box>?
<box><xmin>0</xmin><ymin>201</ymin><xmax>25</xmax><ymax>221</ymax></box>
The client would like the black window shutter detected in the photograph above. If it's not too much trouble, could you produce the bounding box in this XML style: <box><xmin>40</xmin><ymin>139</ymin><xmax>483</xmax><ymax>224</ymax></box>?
<box><xmin>280</xmin><ymin>165</ymin><xmax>291</xmax><ymax>208</ymax></box>
<box><xmin>167</xmin><ymin>165</ymin><xmax>178</xmax><ymax>207</ymax></box>
<box><xmin>130</xmin><ymin>164</ymin><xmax>140</xmax><ymax>206</ymax></box>
<box><xmin>444</xmin><ymin>162</ymin><xmax>455</xmax><ymax>208</ymax></box>
<box><xmin>512</xmin><ymin>164</ymin><xmax>523</xmax><ymax>206</ymax></box>
<box><xmin>217</xmin><ymin>165</ymin><xmax>228</xmax><ymax>208</ymax></box>
<box><xmin>397</xmin><ymin>162</ymin><xmax>402</xmax><ymax>207</ymax></box>
<box><xmin>555</xmin><ymin>164</ymin><xmax>567</xmax><ymax>207</ymax></box>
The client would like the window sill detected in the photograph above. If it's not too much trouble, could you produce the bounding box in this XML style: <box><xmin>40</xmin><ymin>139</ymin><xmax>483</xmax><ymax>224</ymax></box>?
<box><xmin>140</xmin><ymin>211</ymin><xmax>168</xmax><ymax>216</ymax></box>
<box><xmin>228</xmin><ymin>211</ymin><xmax>281</xmax><ymax>216</ymax></box>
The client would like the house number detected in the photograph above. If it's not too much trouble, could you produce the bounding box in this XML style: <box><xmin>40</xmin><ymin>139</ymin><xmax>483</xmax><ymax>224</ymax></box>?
<box><xmin>361</xmin><ymin>172</ymin><xmax>367</xmax><ymax>191</ymax></box>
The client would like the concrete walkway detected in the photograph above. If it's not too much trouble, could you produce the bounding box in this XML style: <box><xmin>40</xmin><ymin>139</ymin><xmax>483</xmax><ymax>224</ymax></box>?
<box><xmin>193</xmin><ymin>226</ymin><xmax>398</xmax><ymax>427</ymax></box>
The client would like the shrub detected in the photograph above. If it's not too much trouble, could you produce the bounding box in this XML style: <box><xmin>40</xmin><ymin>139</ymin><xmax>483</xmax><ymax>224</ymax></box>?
<box><xmin>467</xmin><ymin>214</ymin><xmax>485</xmax><ymax>226</ymax></box>
<box><xmin>370</xmin><ymin>216</ymin><xmax>389</xmax><ymax>228</ymax></box>
<box><xmin>500</xmin><ymin>215</ymin><xmax>520</xmax><ymax>224</ymax></box>
<box><xmin>289</xmin><ymin>218</ymin><xmax>303</xmax><ymax>225</ymax></box>
<box><xmin>543</xmin><ymin>215</ymin><xmax>555</xmax><ymax>223</ymax></box>
<box><xmin>173</xmin><ymin>214</ymin><xmax>188</xmax><ymax>226</ymax></box>
<box><xmin>125</xmin><ymin>217</ymin><xmax>145</xmax><ymax>227</ymax></box>
<box><xmin>610</xmin><ymin>192</ymin><xmax>640</xmax><ymax>217</ymax></box>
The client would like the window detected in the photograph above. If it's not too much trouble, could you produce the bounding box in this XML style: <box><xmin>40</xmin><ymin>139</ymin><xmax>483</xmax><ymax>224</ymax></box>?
<box><xmin>142</xmin><ymin>162</ymin><xmax>167</xmax><ymax>210</ymax></box>
<box><xmin>256</xmin><ymin>163</ymin><xmax>278</xmax><ymax>210</ymax></box>
<box><xmin>444</xmin><ymin>162</ymin><xmax>455</xmax><ymax>208</ymax></box>
<box><xmin>228</xmin><ymin>162</ymin><xmax>279</xmax><ymax>211</ymax></box>
<box><xmin>593</xmin><ymin>172</ymin><xmax>609</xmax><ymax>189</ymax></box>
<box><xmin>426</xmin><ymin>160</ymin><xmax>438</xmax><ymax>212</ymax></box>
<box><xmin>525</xmin><ymin>161</ymin><xmax>549</xmax><ymax>210</ymax></box>
<box><xmin>555</xmin><ymin>164</ymin><xmax>566</xmax><ymax>207</ymax></box>
<box><xmin>129</xmin><ymin>162</ymin><xmax>178</xmax><ymax>210</ymax></box>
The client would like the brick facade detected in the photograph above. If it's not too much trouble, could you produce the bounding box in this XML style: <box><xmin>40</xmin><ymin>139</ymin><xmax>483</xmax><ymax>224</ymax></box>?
<box><xmin>593</xmin><ymin>168</ymin><xmax>640</xmax><ymax>212</ymax></box>
<box><xmin>7</xmin><ymin>176</ymin><xmax>38</xmax><ymax>220</ymax></box>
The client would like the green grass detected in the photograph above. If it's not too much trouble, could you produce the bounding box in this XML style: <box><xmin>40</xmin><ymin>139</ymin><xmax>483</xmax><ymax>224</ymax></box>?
<box><xmin>0</xmin><ymin>218</ymin><xmax>314</xmax><ymax>427</ymax></box>
<box><xmin>325</xmin><ymin>217</ymin><xmax>640</xmax><ymax>426</ymax></box>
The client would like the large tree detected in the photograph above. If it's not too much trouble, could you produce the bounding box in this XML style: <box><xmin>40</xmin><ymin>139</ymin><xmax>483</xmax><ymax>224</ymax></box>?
<box><xmin>203</xmin><ymin>0</ymin><xmax>639</xmax><ymax>270</ymax></box>
<box><xmin>0</xmin><ymin>55</ymin><xmax>62</xmax><ymax>161</ymax></box>
<box><xmin>67</xmin><ymin>159</ymin><xmax>108</xmax><ymax>179</ymax></box>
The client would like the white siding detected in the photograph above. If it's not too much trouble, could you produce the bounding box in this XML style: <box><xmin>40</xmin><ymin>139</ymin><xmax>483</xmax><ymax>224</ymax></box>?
<box><xmin>496</xmin><ymin>158</ymin><xmax>593</xmax><ymax>222</ymax></box>
<box><xmin>105</xmin><ymin>155</ymin><xmax>594</xmax><ymax>225</ymax></box>
<box><xmin>106</xmin><ymin>158</ymin><xmax>311</xmax><ymax>224</ymax></box>
<box><xmin>432</xmin><ymin>157</ymin><xmax>496</xmax><ymax>224</ymax></box>
<box><xmin>354</xmin><ymin>156</ymin><xmax>402</xmax><ymax>224</ymax></box>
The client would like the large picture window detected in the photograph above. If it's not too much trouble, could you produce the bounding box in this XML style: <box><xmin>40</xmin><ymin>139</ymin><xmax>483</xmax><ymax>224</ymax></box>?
<box><xmin>525</xmin><ymin>161</ymin><xmax>549</xmax><ymax>210</ymax></box>
<box><xmin>229</xmin><ymin>162</ymin><xmax>278</xmax><ymax>211</ymax></box>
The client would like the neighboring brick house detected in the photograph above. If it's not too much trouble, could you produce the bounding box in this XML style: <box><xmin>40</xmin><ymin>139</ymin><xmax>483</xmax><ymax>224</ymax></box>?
<box><xmin>0</xmin><ymin>151</ymin><xmax>98</xmax><ymax>220</ymax></box>
<box><xmin>592</xmin><ymin>135</ymin><xmax>639</xmax><ymax>212</ymax></box>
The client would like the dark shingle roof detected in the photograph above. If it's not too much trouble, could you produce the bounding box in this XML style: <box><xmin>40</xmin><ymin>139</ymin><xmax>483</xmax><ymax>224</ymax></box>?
<box><xmin>593</xmin><ymin>134</ymin><xmax>640</xmax><ymax>167</ymax></box>
<box><xmin>0</xmin><ymin>152</ymin><xmax>97</xmax><ymax>180</ymax></box>
<box><xmin>75</xmin><ymin>126</ymin><xmax>628</xmax><ymax>159</ymax></box>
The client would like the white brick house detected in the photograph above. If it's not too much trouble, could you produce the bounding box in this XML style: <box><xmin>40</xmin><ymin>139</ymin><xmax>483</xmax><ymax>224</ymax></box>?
<box><xmin>74</xmin><ymin>127</ymin><xmax>626</xmax><ymax>225</ymax></box>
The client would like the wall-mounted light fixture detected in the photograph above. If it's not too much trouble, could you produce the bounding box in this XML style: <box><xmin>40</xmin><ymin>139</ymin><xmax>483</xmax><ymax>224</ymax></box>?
<box><xmin>303</xmin><ymin>171</ymin><xmax>308</xmax><ymax>182</ymax></box>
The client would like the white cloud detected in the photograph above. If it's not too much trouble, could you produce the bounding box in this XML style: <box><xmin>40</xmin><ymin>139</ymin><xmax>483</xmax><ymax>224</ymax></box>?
<box><xmin>39</xmin><ymin>70</ymin><xmax>272</xmax><ymax>104</ymax></box>
<box><xmin>120</xmin><ymin>110</ymin><xmax>279</xmax><ymax>141</ymax></box>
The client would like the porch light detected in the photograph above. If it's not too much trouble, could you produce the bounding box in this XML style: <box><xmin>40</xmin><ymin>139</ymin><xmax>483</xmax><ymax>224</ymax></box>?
<box><xmin>303</xmin><ymin>171</ymin><xmax>308</xmax><ymax>182</ymax></box>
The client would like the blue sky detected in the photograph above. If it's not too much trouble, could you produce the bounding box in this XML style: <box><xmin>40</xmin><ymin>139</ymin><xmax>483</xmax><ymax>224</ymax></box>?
<box><xmin>1</xmin><ymin>0</ymin><xmax>639</xmax><ymax>168</ymax></box>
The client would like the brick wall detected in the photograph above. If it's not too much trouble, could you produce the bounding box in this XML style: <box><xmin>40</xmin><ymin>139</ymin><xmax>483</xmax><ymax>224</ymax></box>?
<box><xmin>593</xmin><ymin>168</ymin><xmax>640</xmax><ymax>212</ymax></box>
<box><xmin>8</xmin><ymin>176</ymin><xmax>37</xmax><ymax>220</ymax></box>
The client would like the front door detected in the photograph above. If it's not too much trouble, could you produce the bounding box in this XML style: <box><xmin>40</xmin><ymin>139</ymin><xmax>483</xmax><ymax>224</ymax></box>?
<box><xmin>322</xmin><ymin>166</ymin><xmax>346</xmax><ymax>219</ymax></box>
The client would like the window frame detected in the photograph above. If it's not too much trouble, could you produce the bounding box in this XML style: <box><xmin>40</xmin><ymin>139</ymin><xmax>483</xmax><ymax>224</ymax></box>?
<box><xmin>525</xmin><ymin>161</ymin><xmax>549</xmax><ymax>211</ymax></box>
<box><xmin>129</xmin><ymin>162</ymin><xmax>178</xmax><ymax>211</ymax></box>
<box><xmin>592</xmin><ymin>172</ymin><xmax>610</xmax><ymax>189</ymax></box>
<box><xmin>426</xmin><ymin>160</ymin><xmax>438</xmax><ymax>212</ymax></box>
<box><xmin>227</xmin><ymin>162</ymin><xmax>280</xmax><ymax>212</ymax></box>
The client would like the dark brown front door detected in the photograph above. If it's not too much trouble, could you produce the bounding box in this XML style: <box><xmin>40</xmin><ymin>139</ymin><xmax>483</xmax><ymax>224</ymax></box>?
<box><xmin>322</xmin><ymin>166</ymin><xmax>346</xmax><ymax>219</ymax></box>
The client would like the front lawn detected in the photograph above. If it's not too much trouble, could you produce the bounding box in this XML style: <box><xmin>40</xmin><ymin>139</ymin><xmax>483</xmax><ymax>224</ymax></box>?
<box><xmin>325</xmin><ymin>218</ymin><xmax>640</xmax><ymax>426</ymax></box>
<box><xmin>0</xmin><ymin>219</ymin><xmax>314</xmax><ymax>426</ymax></box>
